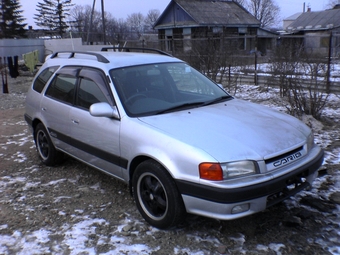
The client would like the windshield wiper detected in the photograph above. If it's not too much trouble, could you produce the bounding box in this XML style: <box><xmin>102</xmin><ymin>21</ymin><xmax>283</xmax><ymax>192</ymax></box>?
<box><xmin>201</xmin><ymin>95</ymin><xmax>232</xmax><ymax>106</ymax></box>
<box><xmin>155</xmin><ymin>102</ymin><xmax>205</xmax><ymax>114</ymax></box>
<box><xmin>155</xmin><ymin>96</ymin><xmax>232</xmax><ymax>115</ymax></box>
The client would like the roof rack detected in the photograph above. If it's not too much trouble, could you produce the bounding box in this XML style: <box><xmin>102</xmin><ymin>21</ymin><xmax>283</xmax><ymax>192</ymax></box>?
<box><xmin>101</xmin><ymin>47</ymin><xmax>173</xmax><ymax>57</ymax></box>
<box><xmin>50</xmin><ymin>51</ymin><xmax>110</xmax><ymax>63</ymax></box>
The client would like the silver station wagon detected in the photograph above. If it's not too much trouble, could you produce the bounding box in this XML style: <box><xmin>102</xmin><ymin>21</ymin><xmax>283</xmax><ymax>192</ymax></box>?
<box><xmin>25</xmin><ymin>49</ymin><xmax>324</xmax><ymax>229</ymax></box>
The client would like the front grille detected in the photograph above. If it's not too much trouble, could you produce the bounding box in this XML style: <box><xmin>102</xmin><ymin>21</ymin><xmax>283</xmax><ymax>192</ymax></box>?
<box><xmin>265</xmin><ymin>146</ymin><xmax>304</xmax><ymax>171</ymax></box>
<box><xmin>265</xmin><ymin>146</ymin><xmax>303</xmax><ymax>165</ymax></box>
<box><xmin>266</xmin><ymin>169</ymin><xmax>310</xmax><ymax>207</ymax></box>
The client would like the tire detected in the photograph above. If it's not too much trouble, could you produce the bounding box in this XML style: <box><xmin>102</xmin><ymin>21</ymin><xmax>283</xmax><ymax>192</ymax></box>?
<box><xmin>34</xmin><ymin>123</ymin><xmax>63</xmax><ymax>166</ymax></box>
<box><xmin>132</xmin><ymin>160</ymin><xmax>186</xmax><ymax>229</ymax></box>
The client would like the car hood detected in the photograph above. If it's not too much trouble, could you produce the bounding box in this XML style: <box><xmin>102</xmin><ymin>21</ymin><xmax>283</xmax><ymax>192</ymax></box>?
<box><xmin>138</xmin><ymin>99</ymin><xmax>310</xmax><ymax>162</ymax></box>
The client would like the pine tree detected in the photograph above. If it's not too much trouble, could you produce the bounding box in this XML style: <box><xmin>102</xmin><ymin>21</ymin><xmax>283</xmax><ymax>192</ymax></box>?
<box><xmin>0</xmin><ymin>0</ymin><xmax>27</xmax><ymax>38</ymax></box>
<box><xmin>34</xmin><ymin>0</ymin><xmax>74</xmax><ymax>38</ymax></box>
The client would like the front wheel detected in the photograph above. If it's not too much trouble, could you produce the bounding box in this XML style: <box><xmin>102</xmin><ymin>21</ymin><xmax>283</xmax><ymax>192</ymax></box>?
<box><xmin>34</xmin><ymin>123</ymin><xmax>64</xmax><ymax>166</ymax></box>
<box><xmin>132</xmin><ymin>160</ymin><xmax>186</xmax><ymax>229</ymax></box>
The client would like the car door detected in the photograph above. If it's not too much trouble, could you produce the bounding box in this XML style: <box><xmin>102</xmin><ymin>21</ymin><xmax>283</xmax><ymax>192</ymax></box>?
<box><xmin>69</xmin><ymin>67</ymin><xmax>124</xmax><ymax>178</ymax></box>
<box><xmin>41</xmin><ymin>67</ymin><xmax>79</xmax><ymax>152</ymax></box>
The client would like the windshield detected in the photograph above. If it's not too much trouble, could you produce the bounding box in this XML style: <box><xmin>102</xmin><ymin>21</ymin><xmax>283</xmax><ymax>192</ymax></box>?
<box><xmin>110</xmin><ymin>62</ymin><xmax>232</xmax><ymax>117</ymax></box>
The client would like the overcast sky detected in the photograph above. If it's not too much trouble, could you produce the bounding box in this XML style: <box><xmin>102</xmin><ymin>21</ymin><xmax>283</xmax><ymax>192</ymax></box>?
<box><xmin>21</xmin><ymin>0</ymin><xmax>332</xmax><ymax>29</ymax></box>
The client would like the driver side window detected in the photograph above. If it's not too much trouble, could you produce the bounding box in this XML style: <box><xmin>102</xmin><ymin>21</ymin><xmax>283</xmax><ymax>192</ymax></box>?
<box><xmin>77</xmin><ymin>78</ymin><xmax>109</xmax><ymax>109</ymax></box>
<box><xmin>76</xmin><ymin>68</ymin><xmax>113</xmax><ymax>110</ymax></box>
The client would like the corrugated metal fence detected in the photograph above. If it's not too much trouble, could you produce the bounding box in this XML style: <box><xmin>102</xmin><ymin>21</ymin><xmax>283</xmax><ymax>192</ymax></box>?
<box><xmin>0</xmin><ymin>39</ymin><xmax>45</xmax><ymax>63</ymax></box>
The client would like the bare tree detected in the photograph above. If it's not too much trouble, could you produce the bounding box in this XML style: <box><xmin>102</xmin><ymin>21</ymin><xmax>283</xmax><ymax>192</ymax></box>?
<box><xmin>70</xmin><ymin>4</ymin><xmax>131</xmax><ymax>44</ymax></box>
<box><xmin>71</xmin><ymin>5</ymin><xmax>101</xmax><ymax>42</ymax></box>
<box><xmin>100</xmin><ymin>13</ymin><xmax>130</xmax><ymax>44</ymax></box>
<box><xmin>69</xmin><ymin>5</ymin><xmax>91</xmax><ymax>40</ymax></box>
<box><xmin>269</xmin><ymin>41</ymin><xmax>330</xmax><ymax>119</ymax></box>
<box><xmin>233</xmin><ymin>0</ymin><xmax>247</xmax><ymax>6</ymax></box>
<box><xmin>145</xmin><ymin>9</ymin><xmax>160</xmax><ymax>32</ymax></box>
<box><xmin>326</xmin><ymin>0</ymin><xmax>340</xmax><ymax>8</ymax></box>
<box><xmin>126</xmin><ymin>12</ymin><xmax>145</xmax><ymax>39</ymax></box>
<box><xmin>115</xmin><ymin>18</ymin><xmax>130</xmax><ymax>43</ymax></box>
<box><xmin>245</xmin><ymin>0</ymin><xmax>280</xmax><ymax>28</ymax></box>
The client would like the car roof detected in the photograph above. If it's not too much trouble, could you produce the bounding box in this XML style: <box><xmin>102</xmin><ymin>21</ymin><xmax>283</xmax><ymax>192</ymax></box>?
<box><xmin>45</xmin><ymin>50</ymin><xmax>183</xmax><ymax>70</ymax></box>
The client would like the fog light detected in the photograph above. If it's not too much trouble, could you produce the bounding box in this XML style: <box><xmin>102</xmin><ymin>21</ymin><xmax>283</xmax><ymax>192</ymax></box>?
<box><xmin>231</xmin><ymin>204</ymin><xmax>250</xmax><ymax>214</ymax></box>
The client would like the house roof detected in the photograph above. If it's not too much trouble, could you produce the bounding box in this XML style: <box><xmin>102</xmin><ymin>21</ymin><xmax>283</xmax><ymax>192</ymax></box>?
<box><xmin>154</xmin><ymin>0</ymin><xmax>260</xmax><ymax>29</ymax></box>
<box><xmin>287</xmin><ymin>9</ymin><xmax>340</xmax><ymax>31</ymax></box>
<box><xmin>283</xmin><ymin>12</ymin><xmax>302</xmax><ymax>21</ymax></box>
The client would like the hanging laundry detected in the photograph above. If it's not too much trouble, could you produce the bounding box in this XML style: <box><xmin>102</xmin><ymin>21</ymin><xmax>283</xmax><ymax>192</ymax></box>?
<box><xmin>14</xmin><ymin>56</ymin><xmax>19</xmax><ymax>78</ymax></box>
<box><xmin>23</xmin><ymin>50</ymin><xmax>39</xmax><ymax>73</ymax></box>
<box><xmin>7</xmin><ymin>56</ymin><xmax>19</xmax><ymax>78</ymax></box>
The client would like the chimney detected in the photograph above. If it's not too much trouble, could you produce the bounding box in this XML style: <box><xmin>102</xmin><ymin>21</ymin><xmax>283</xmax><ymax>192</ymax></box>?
<box><xmin>303</xmin><ymin>2</ymin><xmax>305</xmax><ymax>12</ymax></box>
<box><xmin>306</xmin><ymin>3</ymin><xmax>311</xmax><ymax>12</ymax></box>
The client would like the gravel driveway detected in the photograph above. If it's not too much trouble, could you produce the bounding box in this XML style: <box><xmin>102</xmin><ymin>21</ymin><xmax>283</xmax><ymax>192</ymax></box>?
<box><xmin>0</xmin><ymin>74</ymin><xmax>339</xmax><ymax>255</ymax></box>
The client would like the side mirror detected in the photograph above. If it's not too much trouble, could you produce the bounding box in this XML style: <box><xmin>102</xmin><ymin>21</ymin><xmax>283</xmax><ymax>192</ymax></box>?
<box><xmin>89</xmin><ymin>102</ymin><xmax>120</xmax><ymax>119</ymax></box>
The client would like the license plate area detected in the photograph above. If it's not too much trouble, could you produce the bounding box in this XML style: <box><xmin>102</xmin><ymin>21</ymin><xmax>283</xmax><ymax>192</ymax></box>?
<box><xmin>267</xmin><ymin>170</ymin><xmax>310</xmax><ymax>207</ymax></box>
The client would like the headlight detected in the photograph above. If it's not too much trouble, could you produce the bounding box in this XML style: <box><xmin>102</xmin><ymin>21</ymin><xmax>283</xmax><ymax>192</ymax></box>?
<box><xmin>306</xmin><ymin>132</ymin><xmax>315</xmax><ymax>152</ymax></box>
<box><xmin>199</xmin><ymin>161</ymin><xmax>257</xmax><ymax>181</ymax></box>
<box><xmin>221</xmin><ymin>161</ymin><xmax>257</xmax><ymax>179</ymax></box>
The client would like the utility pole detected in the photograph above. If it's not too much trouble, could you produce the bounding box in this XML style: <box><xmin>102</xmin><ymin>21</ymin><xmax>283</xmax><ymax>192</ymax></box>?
<box><xmin>86</xmin><ymin>0</ymin><xmax>106</xmax><ymax>45</ymax></box>
<box><xmin>326</xmin><ymin>31</ymin><xmax>333</xmax><ymax>93</ymax></box>
<box><xmin>87</xmin><ymin>0</ymin><xmax>96</xmax><ymax>45</ymax></box>
<box><xmin>101</xmin><ymin>0</ymin><xmax>106</xmax><ymax>45</ymax></box>
<box><xmin>254</xmin><ymin>35</ymin><xmax>258</xmax><ymax>85</ymax></box>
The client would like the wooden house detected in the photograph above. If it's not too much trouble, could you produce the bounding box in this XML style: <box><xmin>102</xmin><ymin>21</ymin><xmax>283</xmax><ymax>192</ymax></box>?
<box><xmin>154</xmin><ymin>0</ymin><xmax>276</xmax><ymax>57</ymax></box>
<box><xmin>284</xmin><ymin>6</ymin><xmax>340</xmax><ymax>57</ymax></box>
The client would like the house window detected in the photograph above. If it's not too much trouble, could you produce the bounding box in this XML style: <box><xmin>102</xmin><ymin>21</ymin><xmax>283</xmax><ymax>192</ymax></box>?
<box><xmin>183</xmin><ymin>28</ymin><xmax>192</xmax><ymax>52</ymax></box>
<box><xmin>213</xmin><ymin>27</ymin><xmax>222</xmax><ymax>34</ymax></box>
<box><xmin>183</xmin><ymin>34</ymin><xmax>192</xmax><ymax>52</ymax></box>
<box><xmin>165</xmin><ymin>29</ymin><xmax>173</xmax><ymax>52</ymax></box>
<box><xmin>167</xmin><ymin>36</ymin><xmax>173</xmax><ymax>51</ymax></box>
<box><xmin>238</xmin><ymin>34</ymin><xmax>246</xmax><ymax>50</ymax></box>
<box><xmin>320</xmin><ymin>36</ymin><xmax>330</xmax><ymax>48</ymax></box>
<box><xmin>238</xmin><ymin>27</ymin><xmax>248</xmax><ymax>34</ymax></box>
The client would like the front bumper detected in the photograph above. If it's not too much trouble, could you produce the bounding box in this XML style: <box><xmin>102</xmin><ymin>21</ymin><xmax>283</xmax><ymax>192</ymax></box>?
<box><xmin>176</xmin><ymin>147</ymin><xmax>324</xmax><ymax>220</ymax></box>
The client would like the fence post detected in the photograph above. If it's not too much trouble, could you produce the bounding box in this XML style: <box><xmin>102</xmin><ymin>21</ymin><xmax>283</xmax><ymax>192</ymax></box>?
<box><xmin>326</xmin><ymin>31</ymin><xmax>332</xmax><ymax>94</ymax></box>
<box><xmin>254</xmin><ymin>35</ymin><xmax>258</xmax><ymax>85</ymax></box>
<box><xmin>1</xmin><ymin>57</ymin><xmax>9</xmax><ymax>94</ymax></box>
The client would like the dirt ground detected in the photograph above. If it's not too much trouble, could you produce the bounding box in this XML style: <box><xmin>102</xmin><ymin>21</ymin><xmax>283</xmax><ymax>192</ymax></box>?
<box><xmin>0</xmin><ymin>73</ymin><xmax>339</xmax><ymax>254</ymax></box>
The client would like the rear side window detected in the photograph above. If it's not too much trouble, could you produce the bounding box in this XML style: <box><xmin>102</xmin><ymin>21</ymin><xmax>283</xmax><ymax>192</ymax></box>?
<box><xmin>45</xmin><ymin>74</ymin><xmax>77</xmax><ymax>104</ymax></box>
<box><xmin>33</xmin><ymin>66</ymin><xmax>59</xmax><ymax>93</ymax></box>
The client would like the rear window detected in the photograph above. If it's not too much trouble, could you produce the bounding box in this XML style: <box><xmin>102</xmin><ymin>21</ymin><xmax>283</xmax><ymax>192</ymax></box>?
<box><xmin>33</xmin><ymin>66</ymin><xmax>59</xmax><ymax>93</ymax></box>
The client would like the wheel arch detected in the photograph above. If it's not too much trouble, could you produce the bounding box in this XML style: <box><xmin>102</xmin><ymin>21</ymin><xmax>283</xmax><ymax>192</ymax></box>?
<box><xmin>131</xmin><ymin>157</ymin><xmax>187</xmax><ymax>228</ymax></box>
<box><xmin>32</xmin><ymin>118</ymin><xmax>43</xmax><ymax>142</ymax></box>
<box><xmin>128</xmin><ymin>156</ymin><xmax>149</xmax><ymax>194</ymax></box>
<box><xmin>128</xmin><ymin>155</ymin><xmax>176</xmax><ymax>195</ymax></box>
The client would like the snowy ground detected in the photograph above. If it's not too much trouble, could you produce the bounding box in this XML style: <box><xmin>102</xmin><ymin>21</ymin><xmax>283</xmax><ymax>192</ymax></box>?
<box><xmin>0</xmin><ymin>78</ymin><xmax>339</xmax><ymax>255</ymax></box>
<box><xmin>236</xmin><ymin>85</ymin><xmax>340</xmax><ymax>254</ymax></box>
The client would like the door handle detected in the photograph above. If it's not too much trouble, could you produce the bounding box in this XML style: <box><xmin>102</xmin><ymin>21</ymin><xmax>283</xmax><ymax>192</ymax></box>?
<box><xmin>72</xmin><ymin>119</ymin><xmax>79</xmax><ymax>124</ymax></box>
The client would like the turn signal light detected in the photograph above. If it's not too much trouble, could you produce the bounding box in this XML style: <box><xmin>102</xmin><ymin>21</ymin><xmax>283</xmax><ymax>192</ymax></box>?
<box><xmin>199</xmin><ymin>163</ymin><xmax>223</xmax><ymax>181</ymax></box>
